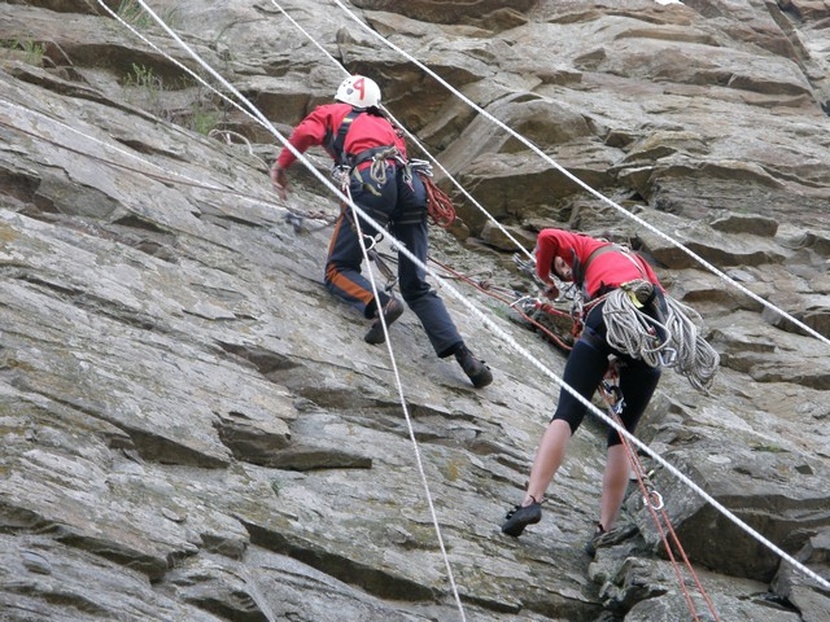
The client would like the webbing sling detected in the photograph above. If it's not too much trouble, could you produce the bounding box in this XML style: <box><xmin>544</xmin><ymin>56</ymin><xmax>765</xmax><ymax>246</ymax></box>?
<box><xmin>324</xmin><ymin>109</ymin><xmax>362</xmax><ymax>166</ymax></box>
<box><xmin>571</xmin><ymin>244</ymin><xmax>648</xmax><ymax>292</ymax></box>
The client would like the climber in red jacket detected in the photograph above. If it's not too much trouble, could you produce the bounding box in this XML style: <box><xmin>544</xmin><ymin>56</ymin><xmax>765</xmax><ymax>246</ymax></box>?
<box><xmin>271</xmin><ymin>75</ymin><xmax>492</xmax><ymax>388</ymax></box>
<box><xmin>502</xmin><ymin>228</ymin><xmax>667</xmax><ymax>553</ymax></box>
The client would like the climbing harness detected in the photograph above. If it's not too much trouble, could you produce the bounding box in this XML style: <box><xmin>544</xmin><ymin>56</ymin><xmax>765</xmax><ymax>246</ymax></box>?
<box><xmin>324</xmin><ymin>109</ymin><xmax>362</xmax><ymax>167</ymax></box>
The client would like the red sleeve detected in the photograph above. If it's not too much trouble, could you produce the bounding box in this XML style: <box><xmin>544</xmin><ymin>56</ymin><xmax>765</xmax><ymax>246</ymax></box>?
<box><xmin>276</xmin><ymin>104</ymin><xmax>349</xmax><ymax>169</ymax></box>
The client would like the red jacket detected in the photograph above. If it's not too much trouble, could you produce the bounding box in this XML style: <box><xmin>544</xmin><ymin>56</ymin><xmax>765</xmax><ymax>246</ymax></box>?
<box><xmin>535</xmin><ymin>228</ymin><xmax>661</xmax><ymax>298</ymax></box>
<box><xmin>276</xmin><ymin>102</ymin><xmax>407</xmax><ymax>169</ymax></box>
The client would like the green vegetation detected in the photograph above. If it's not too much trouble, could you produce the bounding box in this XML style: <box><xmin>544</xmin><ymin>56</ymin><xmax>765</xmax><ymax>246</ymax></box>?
<box><xmin>122</xmin><ymin>63</ymin><xmax>224</xmax><ymax>135</ymax></box>
<box><xmin>124</xmin><ymin>62</ymin><xmax>162</xmax><ymax>90</ymax></box>
<box><xmin>116</xmin><ymin>0</ymin><xmax>154</xmax><ymax>29</ymax></box>
<box><xmin>190</xmin><ymin>107</ymin><xmax>221</xmax><ymax>135</ymax></box>
<box><xmin>123</xmin><ymin>62</ymin><xmax>164</xmax><ymax>114</ymax></box>
<box><xmin>116</xmin><ymin>0</ymin><xmax>180</xmax><ymax>30</ymax></box>
<box><xmin>1</xmin><ymin>39</ymin><xmax>47</xmax><ymax>66</ymax></box>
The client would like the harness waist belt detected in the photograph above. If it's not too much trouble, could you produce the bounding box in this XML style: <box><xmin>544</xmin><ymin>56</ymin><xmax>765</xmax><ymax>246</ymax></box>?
<box><xmin>347</xmin><ymin>145</ymin><xmax>400</xmax><ymax>169</ymax></box>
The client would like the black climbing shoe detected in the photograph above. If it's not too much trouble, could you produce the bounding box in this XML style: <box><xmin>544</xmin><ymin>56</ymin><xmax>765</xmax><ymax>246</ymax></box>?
<box><xmin>364</xmin><ymin>298</ymin><xmax>404</xmax><ymax>345</ymax></box>
<box><xmin>454</xmin><ymin>346</ymin><xmax>493</xmax><ymax>388</ymax></box>
<box><xmin>501</xmin><ymin>500</ymin><xmax>542</xmax><ymax>537</ymax></box>
<box><xmin>584</xmin><ymin>523</ymin><xmax>606</xmax><ymax>557</ymax></box>
<box><xmin>584</xmin><ymin>522</ymin><xmax>637</xmax><ymax>557</ymax></box>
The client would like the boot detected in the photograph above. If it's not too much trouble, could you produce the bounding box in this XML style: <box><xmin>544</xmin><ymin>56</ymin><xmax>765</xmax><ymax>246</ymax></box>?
<box><xmin>454</xmin><ymin>345</ymin><xmax>493</xmax><ymax>388</ymax></box>
<box><xmin>364</xmin><ymin>298</ymin><xmax>404</xmax><ymax>345</ymax></box>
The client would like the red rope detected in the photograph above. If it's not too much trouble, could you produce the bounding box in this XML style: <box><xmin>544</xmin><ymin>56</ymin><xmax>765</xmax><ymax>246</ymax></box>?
<box><xmin>419</xmin><ymin>173</ymin><xmax>456</xmax><ymax>228</ymax></box>
<box><xmin>428</xmin><ymin>257</ymin><xmax>575</xmax><ymax>352</ymax></box>
<box><xmin>600</xmin><ymin>371</ymin><xmax>721</xmax><ymax>621</ymax></box>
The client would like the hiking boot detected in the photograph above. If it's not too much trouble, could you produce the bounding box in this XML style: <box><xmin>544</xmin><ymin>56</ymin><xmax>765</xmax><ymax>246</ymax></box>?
<box><xmin>364</xmin><ymin>298</ymin><xmax>404</xmax><ymax>345</ymax></box>
<box><xmin>501</xmin><ymin>500</ymin><xmax>542</xmax><ymax>537</ymax></box>
<box><xmin>454</xmin><ymin>345</ymin><xmax>493</xmax><ymax>388</ymax></box>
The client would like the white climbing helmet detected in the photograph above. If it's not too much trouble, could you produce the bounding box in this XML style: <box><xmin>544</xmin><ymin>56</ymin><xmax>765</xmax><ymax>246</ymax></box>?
<box><xmin>335</xmin><ymin>75</ymin><xmax>382</xmax><ymax>109</ymax></box>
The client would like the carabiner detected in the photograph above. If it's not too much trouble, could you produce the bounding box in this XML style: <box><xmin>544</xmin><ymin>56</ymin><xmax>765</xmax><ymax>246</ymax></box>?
<box><xmin>644</xmin><ymin>490</ymin><xmax>664</xmax><ymax>511</ymax></box>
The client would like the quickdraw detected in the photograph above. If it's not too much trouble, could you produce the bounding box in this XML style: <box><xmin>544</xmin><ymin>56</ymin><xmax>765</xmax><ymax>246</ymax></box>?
<box><xmin>367</xmin><ymin>246</ymin><xmax>398</xmax><ymax>293</ymax></box>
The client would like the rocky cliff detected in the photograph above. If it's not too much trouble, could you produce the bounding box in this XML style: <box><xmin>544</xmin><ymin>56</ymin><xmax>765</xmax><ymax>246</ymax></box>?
<box><xmin>1</xmin><ymin>1</ymin><xmax>829</xmax><ymax>621</ymax></box>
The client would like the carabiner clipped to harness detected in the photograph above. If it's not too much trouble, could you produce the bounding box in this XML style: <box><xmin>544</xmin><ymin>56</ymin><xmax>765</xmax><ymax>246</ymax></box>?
<box><xmin>600</xmin><ymin>380</ymin><xmax>626</xmax><ymax>416</ymax></box>
<box><xmin>331</xmin><ymin>163</ymin><xmax>351</xmax><ymax>190</ymax></box>
<box><xmin>644</xmin><ymin>489</ymin><xmax>664</xmax><ymax>511</ymax></box>
<box><xmin>366</xmin><ymin>249</ymin><xmax>398</xmax><ymax>294</ymax></box>
<box><xmin>408</xmin><ymin>158</ymin><xmax>434</xmax><ymax>177</ymax></box>
<box><xmin>362</xmin><ymin>231</ymin><xmax>383</xmax><ymax>253</ymax></box>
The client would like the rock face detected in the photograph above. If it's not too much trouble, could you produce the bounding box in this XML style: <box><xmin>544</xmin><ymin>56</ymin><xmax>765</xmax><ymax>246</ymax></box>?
<box><xmin>1</xmin><ymin>1</ymin><xmax>829</xmax><ymax>621</ymax></box>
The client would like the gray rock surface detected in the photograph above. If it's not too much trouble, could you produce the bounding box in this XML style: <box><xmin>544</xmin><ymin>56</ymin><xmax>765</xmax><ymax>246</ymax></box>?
<box><xmin>1</xmin><ymin>1</ymin><xmax>829</xmax><ymax>620</ymax></box>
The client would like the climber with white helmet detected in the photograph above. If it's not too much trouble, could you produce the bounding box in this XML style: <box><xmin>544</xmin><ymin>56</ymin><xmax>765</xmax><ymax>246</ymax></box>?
<box><xmin>271</xmin><ymin>75</ymin><xmax>493</xmax><ymax>388</ymax></box>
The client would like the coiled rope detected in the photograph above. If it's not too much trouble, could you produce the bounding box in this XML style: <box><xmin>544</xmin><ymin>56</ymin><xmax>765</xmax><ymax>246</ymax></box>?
<box><xmin>423</xmin><ymin>176</ymin><xmax>456</xmax><ymax>228</ymax></box>
<box><xmin>602</xmin><ymin>282</ymin><xmax>720</xmax><ymax>393</ymax></box>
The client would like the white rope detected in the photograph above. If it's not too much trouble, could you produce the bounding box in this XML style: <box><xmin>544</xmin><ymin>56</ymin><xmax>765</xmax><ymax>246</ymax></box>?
<box><xmin>328</xmin><ymin>0</ymin><xmax>830</xmax><ymax>349</ymax></box>
<box><xmin>99</xmin><ymin>1</ymin><xmax>471</xmax><ymax>615</ymax></box>
<box><xmin>348</xmin><ymin>188</ymin><xmax>469</xmax><ymax>622</ymax></box>
<box><xmin>266</xmin><ymin>0</ymin><xmax>535</xmax><ymax>263</ymax></box>
<box><xmin>72</xmin><ymin>0</ymin><xmax>826</xmax><ymax>593</ymax></box>
<box><xmin>661</xmin><ymin>295</ymin><xmax>721</xmax><ymax>392</ymax></box>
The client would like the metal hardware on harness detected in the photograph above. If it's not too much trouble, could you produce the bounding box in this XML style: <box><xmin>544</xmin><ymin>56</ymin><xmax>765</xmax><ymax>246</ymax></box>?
<box><xmin>509</xmin><ymin>294</ymin><xmax>536</xmax><ymax>310</ymax></box>
<box><xmin>362</xmin><ymin>232</ymin><xmax>383</xmax><ymax>253</ymax></box>
<box><xmin>367</xmin><ymin>248</ymin><xmax>398</xmax><ymax>293</ymax></box>
<box><xmin>601</xmin><ymin>380</ymin><xmax>626</xmax><ymax>416</ymax></box>
<box><xmin>644</xmin><ymin>489</ymin><xmax>665</xmax><ymax>511</ymax></box>
<box><xmin>659</xmin><ymin>347</ymin><xmax>678</xmax><ymax>367</ymax></box>
<box><xmin>512</xmin><ymin>253</ymin><xmax>538</xmax><ymax>281</ymax></box>
<box><xmin>408</xmin><ymin>159</ymin><xmax>434</xmax><ymax>177</ymax></box>
<box><xmin>331</xmin><ymin>164</ymin><xmax>351</xmax><ymax>189</ymax></box>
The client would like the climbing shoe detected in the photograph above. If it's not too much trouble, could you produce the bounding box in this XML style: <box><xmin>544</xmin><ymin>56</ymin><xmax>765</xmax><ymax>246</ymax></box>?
<box><xmin>454</xmin><ymin>345</ymin><xmax>493</xmax><ymax>388</ymax></box>
<box><xmin>501</xmin><ymin>500</ymin><xmax>542</xmax><ymax>537</ymax></box>
<box><xmin>584</xmin><ymin>521</ymin><xmax>638</xmax><ymax>557</ymax></box>
<box><xmin>584</xmin><ymin>523</ymin><xmax>606</xmax><ymax>557</ymax></box>
<box><xmin>364</xmin><ymin>298</ymin><xmax>404</xmax><ymax>345</ymax></box>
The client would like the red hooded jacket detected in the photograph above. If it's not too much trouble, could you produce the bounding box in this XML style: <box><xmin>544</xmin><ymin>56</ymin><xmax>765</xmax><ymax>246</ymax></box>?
<box><xmin>276</xmin><ymin>102</ymin><xmax>407</xmax><ymax>169</ymax></box>
<box><xmin>535</xmin><ymin>228</ymin><xmax>661</xmax><ymax>299</ymax></box>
